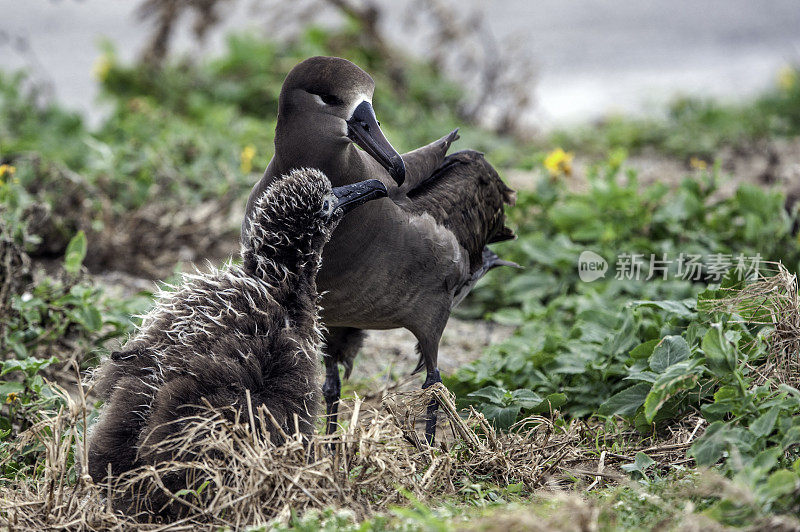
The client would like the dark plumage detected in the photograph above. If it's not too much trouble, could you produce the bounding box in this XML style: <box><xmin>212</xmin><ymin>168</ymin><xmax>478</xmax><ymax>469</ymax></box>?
<box><xmin>243</xmin><ymin>56</ymin><xmax>516</xmax><ymax>443</ymax></box>
<box><xmin>87</xmin><ymin>168</ymin><xmax>387</xmax><ymax>514</ymax></box>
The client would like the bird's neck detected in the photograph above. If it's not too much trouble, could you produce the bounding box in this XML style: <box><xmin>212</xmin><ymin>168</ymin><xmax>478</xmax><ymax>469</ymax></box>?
<box><xmin>243</xmin><ymin>228</ymin><xmax>324</xmax><ymax>294</ymax></box>
<box><xmin>248</xmin><ymin>252</ymin><xmax>321</xmax><ymax>303</ymax></box>
<box><xmin>274</xmin><ymin>129</ymin><xmax>366</xmax><ymax>186</ymax></box>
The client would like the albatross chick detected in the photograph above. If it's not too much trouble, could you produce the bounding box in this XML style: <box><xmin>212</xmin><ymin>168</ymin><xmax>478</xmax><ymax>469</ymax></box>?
<box><xmin>87</xmin><ymin>168</ymin><xmax>387</xmax><ymax>516</ymax></box>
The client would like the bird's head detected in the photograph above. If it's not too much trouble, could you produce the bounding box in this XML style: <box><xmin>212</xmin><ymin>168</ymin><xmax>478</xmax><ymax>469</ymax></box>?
<box><xmin>276</xmin><ymin>56</ymin><xmax>406</xmax><ymax>186</ymax></box>
<box><xmin>242</xmin><ymin>167</ymin><xmax>387</xmax><ymax>281</ymax></box>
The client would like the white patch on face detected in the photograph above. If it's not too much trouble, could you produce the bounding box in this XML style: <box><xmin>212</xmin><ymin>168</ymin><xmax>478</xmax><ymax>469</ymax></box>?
<box><xmin>311</xmin><ymin>93</ymin><xmax>325</xmax><ymax>106</ymax></box>
<box><xmin>346</xmin><ymin>93</ymin><xmax>373</xmax><ymax>120</ymax></box>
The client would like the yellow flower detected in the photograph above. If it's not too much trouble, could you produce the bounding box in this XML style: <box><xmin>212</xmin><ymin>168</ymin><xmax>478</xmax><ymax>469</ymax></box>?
<box><xmin>544</xmin><ymin>148</ymin><xmax>573</xmax><ymax>177</ymax></box>
<box><xmin>777</xmin><ymin>65</ymin><xmax>797</xmax><ymax>92</ymax></box>
<box><xmin>0</xmin><ymin>164</ymin><xmax>16</xmax><ymax>180</ymax></box>
<box><xmin>689</xmin><ymin>157</ymin><xmax>708</xmax><ymax>171</ymax></box>
<box><xmin>92</xmin><ymin>54</ymin><xmax>112</xmax><ymax>82</ymax></box>
<box><xmin>240</xmin><ymin>145</ymin><xmax>256</xmax><ymax>174</ymax></box>
<box><xmin>5</xmin><ymin>392</ymin><xmax>18</xmax><ymax>404</ymax></box>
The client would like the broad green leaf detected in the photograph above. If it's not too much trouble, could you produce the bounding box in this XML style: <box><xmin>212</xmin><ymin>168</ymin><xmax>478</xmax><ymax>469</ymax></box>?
<box><xmin>703</xmin><ymin>499</ymin><xmax>755</xmax><ymax>525</ymax></box>
<box><xmin>64</xmin><ymin>230</ymin><xmax>88</xmax><ymax>275</ymax></box>
<box><xmin>598</xmin><ymin>382</ymin><xmax>651</xmax><ymax>417</ymax></box>
<box><xmin>750</xmin><ymin>406</ymin><xmax>780</xmax><ymax>437</ymax></box>
<box><xmin>762</xmin><ymin>470</ymin><xmax>799</xmax><ymax>500</ymax></box>
<box><xmin>689</xmin><ymin>422</ymin><xmax>754</xmax><ymax>467</ymax></box>
<box><xmin>467</xmin><ymin>386</ymin><xmax>505</xmax><ymax>405</ymax></box>
<box><xmin>544</xmin><ymin>392</ymin><xmax>567</xmax><ymax>409</ymax></box>
<box><xmin>505</xmin><ymin>482</ymin><xmax>523</xmax><ymax>494</ymax></box>
<box><xmin>623</xmin><ymin>369</ymin><xmax>658</xmax><ymax>383</ymax></box>
<box><xmin>781</xmin><ymin>426</ymin><xmax>800</xmax><ymax>450</ymax></box>
<box><xmin>0</xmin><ymin>381</ymin><xmax>25</xmax><ymax>397</ymax></box>
<box><xmin>778</xmin><ymin>384</ymin><xmax>800</xmax><ymax>399</ymax></box>
<box><xmin>632</xmin><ymin>300</ymin><xmax>694</xmax><ymax>318</ymax></box>
<box><xmin>702</xmin><ymin>385</ymin><xmax>741</xmax><ymax>421</ymax></box>
<box><xmin>702</xmin><ymin>326</ymin><xmax>737</xmax><ymax>377</ymax></box>
<box><xmin>604</xmin><ymin>315</ymin><xmax>638</xmax><ymax>356</ymax></box>
<box><xmin>490</xmin><ymin>308</ymin><xmax>526</xmax><ymax>327</ymax></box>
<box><xmin>79</xmin><ymin>306</ymin><xmax>103</xmax><ymax>331</ymax></box>
<box><xmin>689</xmin><ymin>421</ymin><xmax>729</xmax><ymax>467</ymax></box>
<box><xmin>548</xmin><ymin>200</ymin><xmax>594</xmax><ymax>232</ymax></box>
<box><xmin>750</xmin><ymin>447</ymin><xmax>782</xmax><ymax>476</ymax></box>
<box><xmin>510</xmin><ymin>389</ymin><xmax>543</xmax><ymax>409</ymax></box>
<box><xmin>621</xmin><ymin>452</ymin><xmax>655</xmax><ymax>477</ymax></box>
<box><xmin>1</xmin><ymin>356</ymin><xmax>58</xmax><ymax>377</ymax></box>
<box><xmin>481</xmin><ymin>404</ymin><xmax>521</xmax><ymax>429</ymax></box>
<box><xmin>649</xmin><ymin>335</ymin><xmax>690</xmax><ymax>373</ymax></box>
<box><xmin>629</xmin><ymin>339</ymin><xmax>659</xmax><ymax>360</ymax></box>
<box><xmin>644</xmin><ymin>361</ymin><xmax>700</xmax><ymax>423</ymax></box>
<box><xmin>533</xmin><ymin>393</ymin><xmax>568</xmax><ymax>414</ymax></box>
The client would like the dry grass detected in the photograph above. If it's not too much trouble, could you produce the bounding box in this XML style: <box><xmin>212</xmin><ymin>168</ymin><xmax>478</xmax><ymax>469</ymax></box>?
<box><xmin>0</xmin><ymin>374</ymin><xmax>701</xmax><ymax>531</ymax></box>
<box><xmin>706</xmin><ymin>261</ymin><xmax>800</xmax><ymax>388</ymax></box>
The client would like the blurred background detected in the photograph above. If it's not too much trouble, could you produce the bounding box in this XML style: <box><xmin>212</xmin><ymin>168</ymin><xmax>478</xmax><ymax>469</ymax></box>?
<box><xmin>2</xmin><ymin>0</ymin><xmax>799</xmax><ymax>127</ymax></box>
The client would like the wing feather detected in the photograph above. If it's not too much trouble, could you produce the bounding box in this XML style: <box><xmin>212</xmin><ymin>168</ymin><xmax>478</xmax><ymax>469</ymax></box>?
<box><xmin>402</xmin><ymin>150</ymin><xmax>515</xmax><ymax>274</ymax></box>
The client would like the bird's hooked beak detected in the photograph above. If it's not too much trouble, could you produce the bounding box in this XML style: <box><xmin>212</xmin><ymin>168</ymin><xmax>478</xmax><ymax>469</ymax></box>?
<box><xmin>346</xmin><ymin>101</ymin><xmax>406</xmax><ymax>186</ymax></box>
<box><xmin>331</xmin><ymin>179</ymin><xmax>388</xmax><ymax>216</ymax></box>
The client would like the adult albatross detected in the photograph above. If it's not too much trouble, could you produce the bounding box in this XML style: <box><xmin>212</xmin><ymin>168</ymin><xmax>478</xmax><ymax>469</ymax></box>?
<box><xmin>243</xmin><ymin>56</ymin><xmax>516</xmax><ymax>444</ymax></box>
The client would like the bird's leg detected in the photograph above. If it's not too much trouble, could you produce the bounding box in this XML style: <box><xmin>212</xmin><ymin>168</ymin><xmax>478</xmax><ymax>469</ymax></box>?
<box><xmin>414</xmin><ymin>320</ymin><xmax>447</xmax><ymax>446</ymax></box>
<box><xmin>422</xmin><ymin>367</ymin><xmax>442</xmax><ymax>445</ymax></box>
<box><xmin>322</xmin><ymin>356</ymin><xmax>341</xmax><ymax>436</ymax></box>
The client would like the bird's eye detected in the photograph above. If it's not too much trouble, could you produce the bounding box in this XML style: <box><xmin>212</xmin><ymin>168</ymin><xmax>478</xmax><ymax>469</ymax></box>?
<box><xmin>322</xmin><ymin>200</ymin><xmax>330</xmax><ymax>213</ymax></box>
<box><xmin>307</xmin><ymin>89</ymin><xmax>344</xmax><ymax>106</ymax></box>
<box><xmin>319</xmin><ymin>93</ymin><xmax>343</xmax><ymax>106</ymax></box>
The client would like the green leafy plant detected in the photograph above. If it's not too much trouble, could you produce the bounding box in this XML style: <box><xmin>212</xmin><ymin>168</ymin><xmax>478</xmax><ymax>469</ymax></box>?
<box><xmin>452</xmin><ymin>158</ymin><xmax>799</xmax><ymax>417</ymax></box>
<box><xmin>0</xmin><ymin>355</ymin><xmax>61</xmax><ymax>477</ymax></box>
<box><xmin>620</xmin><ymin>452</ymin><xmax>656</xmax><ymax>480</ymax></box>
<box><xmin>466</xmin><ymin>386</ymin><xmax>544</xmax><ymax>429</ymax></box>
<box><xmin>1</xmin><ymin>176</ymin><xmax>139</xmax><ymax>478</ymax></box>
<box><xmin>3</xmin><ymin>232</ymin><xmax>134</xmax><ymax>366</ymax></box>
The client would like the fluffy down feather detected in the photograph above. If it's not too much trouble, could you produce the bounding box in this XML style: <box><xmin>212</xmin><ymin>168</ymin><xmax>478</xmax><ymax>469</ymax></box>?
<box><xmin>88</xmin><ymin>168</ymin><xmax>338</xmax><ymax>516</ymax></box>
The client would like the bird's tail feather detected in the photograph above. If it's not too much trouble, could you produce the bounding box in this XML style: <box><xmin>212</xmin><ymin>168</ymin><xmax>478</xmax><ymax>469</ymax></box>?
<box><xmin>483</xmin><ymin>247</ymin><xmax>521</xmax><ymax>271</ymax></box>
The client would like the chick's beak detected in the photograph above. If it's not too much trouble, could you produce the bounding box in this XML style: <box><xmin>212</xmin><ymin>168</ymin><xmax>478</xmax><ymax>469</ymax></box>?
<box><xmin>331</xmin><ymin>179</ymin><xmax>388</xmax><ymax>216</ymax></box>
<box><xmin>346</xmin><ymin>101</ymin><xmax>406</xmax><ymax>186</ymax></box>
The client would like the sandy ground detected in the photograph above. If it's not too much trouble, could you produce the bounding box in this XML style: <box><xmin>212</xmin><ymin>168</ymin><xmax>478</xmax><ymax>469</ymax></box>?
<box><xmin>350</xmin><ymin>317</ymin><xmax>514</xmax><ymax>382</ymax></box>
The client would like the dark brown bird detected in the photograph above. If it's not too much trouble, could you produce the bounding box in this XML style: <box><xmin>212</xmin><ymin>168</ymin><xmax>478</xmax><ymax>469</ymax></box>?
<box><xmin>243</xmin><ymin>56</ymin><xmax>516</xmax><ymax>444</ymax></box>
<box><xmin>87</xmin><ymin>168</ymin><xmax>387</xmax><ymax>514</ymax></box>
